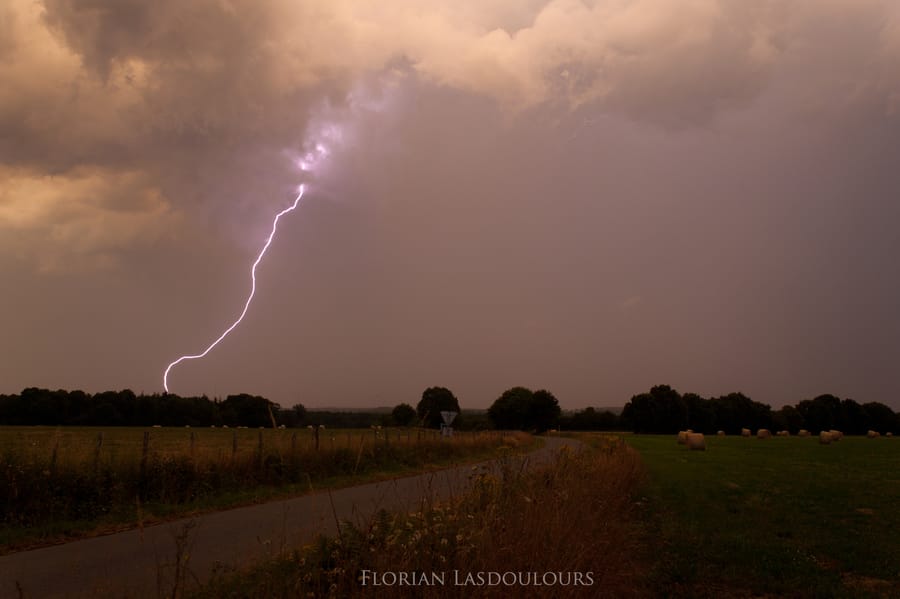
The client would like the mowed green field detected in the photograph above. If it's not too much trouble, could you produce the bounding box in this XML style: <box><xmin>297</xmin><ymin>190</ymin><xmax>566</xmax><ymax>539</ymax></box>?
<box><xmin>626</xmin><ymin>434</ymin><xmax>900</xmax><ymax>598</ymax></box>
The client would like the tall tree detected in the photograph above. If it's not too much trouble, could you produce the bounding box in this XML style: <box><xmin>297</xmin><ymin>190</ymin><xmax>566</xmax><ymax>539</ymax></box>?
<box><xmin>621</xmin><ymin>385</ymin><xmax>688</xmax><ymax>434</ymax></box>
<box><xmin>391</xmin><ymin>403</ymin><xmax>417</xmax><ymax>427</ymax></box>
<box><xmin>416</xmin><ymin>387</ymin><xmax>461</xmax><ymax>429</ymax></box>
<box><xmin>530</xmin><ymin>389</ymin><xmax>562</xmax><ymax>433</ymax></box>
<box><xmin>488</xmin><ymin>386</ymin><xmax>533</xmax><ymax>430</ymax></box>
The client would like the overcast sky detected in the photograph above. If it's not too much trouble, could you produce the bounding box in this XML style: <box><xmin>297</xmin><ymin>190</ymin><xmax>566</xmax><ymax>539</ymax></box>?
<box><xmin>2</xmin><ymin>0</ymin><xmax>899</xmax><ymax>410</ymax></box>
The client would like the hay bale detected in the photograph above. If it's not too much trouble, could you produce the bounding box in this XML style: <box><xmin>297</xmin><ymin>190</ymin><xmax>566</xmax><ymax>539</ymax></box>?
<box><xmin>798</xmin><ymin>429</ymin><xmax>810</xmax><ymax>437</ymax></box>
<box><xmin>819</xmin><ymin>431</ymin><xmax>833</xmax><ymax>444</ymax></box>
<box><xmin>677</xmin><ymin>431</ymin><xmax>688</xmax><ymax>445</ymax></box>
<box><xmin>741</xmin><ymin>428</ymin><xmax>751</xmax><ymax>437</ymax></box>
<box><xmin>887</xmin><ymin>432</ymin><xmax>894</xmax><ymax>437</ymax></box>
<box><xmin>777</xmin><ymin>430</ymin><xmax>790</xmax><ymax>437</ymax></box>
<box><xmin>867</xmin><ymin>430</ymin><xmax>880</xmax><ymax>438</ymax></box>
<box><xmin>686</xmin><ymin>432</ymin><xmax>706</xmax><ymax>451</ymax></box>
<box><xmin>717</xmin><ymin>430</ymin><xmax>726</xmax><ymax>436</ymax></box>
<box><xmin>828</xmin><ymin>430</ymin><xmax>843</xmax><ymax>441</ymax></box>
<box><xmin>757</xmin><ymin>429</ymin><xmax>772</xmax><ymax>439</ymax></box>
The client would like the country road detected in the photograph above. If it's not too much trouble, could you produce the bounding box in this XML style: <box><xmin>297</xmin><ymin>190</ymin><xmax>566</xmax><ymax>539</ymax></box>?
<box><xmin>0</xmin><ymin>436</ymin><xmax>580</xmax><ymax>598</ymax></box>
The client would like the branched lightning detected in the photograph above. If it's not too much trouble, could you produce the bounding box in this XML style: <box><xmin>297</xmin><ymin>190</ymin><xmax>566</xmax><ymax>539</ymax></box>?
<box><xmin>163</xmin><ymin>184</ymin><xmax>306</xmax><ymax>392</ymax></box>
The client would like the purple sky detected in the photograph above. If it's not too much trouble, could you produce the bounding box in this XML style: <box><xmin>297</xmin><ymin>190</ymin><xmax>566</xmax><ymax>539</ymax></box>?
<box><xmin>2</xmin><ymin>1</ymin><xmax>900</xmax><ymax>410</ymax></box>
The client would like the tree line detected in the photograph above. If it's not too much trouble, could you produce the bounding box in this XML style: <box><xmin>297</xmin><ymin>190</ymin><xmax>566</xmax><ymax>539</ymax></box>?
<box><xmin>2</xmin><ymin>384</ymin><xmax>897</xmax><ymax>435</ymax></box>
<box><xmin>0</xmin><ymin>387</ymin><xmax>483</xmax><ymax>430</ymax></box>
<box><xmin>620</xmin><ymin>385</ymin><xmax>900</xmax><ymax>435</ymax></box>
<box><xmin>0</xmin><ymin>389</ymin><xmax>305</xmax><ymax>428</ymax></box>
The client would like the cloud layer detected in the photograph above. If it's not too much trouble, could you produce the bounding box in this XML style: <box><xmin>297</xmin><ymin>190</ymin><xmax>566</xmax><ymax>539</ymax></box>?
<box><xmin>2</xmin><ymin>1</ymin><xmax>900</xmax><ymax>407</ymax></box>
<box><xmin>4</xmin><ymin>0</ymin><xmax>899</xmax><ymax>266</ymax></box>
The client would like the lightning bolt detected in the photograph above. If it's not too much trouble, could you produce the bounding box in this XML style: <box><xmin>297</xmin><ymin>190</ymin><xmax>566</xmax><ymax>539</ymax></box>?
<box><xmin>163</xmin><ymin>184</ymin><xmax>306</xmax><ymax>392</ymax></box>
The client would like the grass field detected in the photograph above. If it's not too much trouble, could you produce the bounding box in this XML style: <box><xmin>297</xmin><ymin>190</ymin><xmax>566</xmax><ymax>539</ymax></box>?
<box><xmin>625</xmin><ymin>434</ymin><xmax>900</xmax><ymax>598</ymax></box>
<box><xmin>0</xmin><ymin>426</ymin><xmax>531</xmax><ymax>552</ymax></box>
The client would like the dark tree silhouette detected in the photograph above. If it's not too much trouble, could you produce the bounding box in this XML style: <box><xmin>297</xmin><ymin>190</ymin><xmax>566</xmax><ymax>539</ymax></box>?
<box><xmin>391</xmin><ymin>403</ymin><xmax>417</xmax><ymax>426</ymax></box>
<box><xmin>862</xmin><ymin>402</ymin><xmax>898</xmax><ymax>434</ymax></box>
<box><xmin>621</xmin><ymin>385</ymin><xmax>688</xmax><ymax>434</ymax></box>
<box><xmin>487</xmin><ymin>387</ymin><xmax>560</xmax><ymax>432</ymax></box>
<box><xmin>416</xmin><ymin>387</ymin><xmax>461</xmax><ymax>429</ymax></box>
<box><xmin>488</xmin><ymin>386</ymin><xmax>533</xmax><ymax>430</ymax></box>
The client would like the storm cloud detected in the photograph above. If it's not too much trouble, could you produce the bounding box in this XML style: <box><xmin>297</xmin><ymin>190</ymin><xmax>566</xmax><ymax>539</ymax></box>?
<box><xmin>2</xmin><ymin>1</ymin><xmax>899</xmax><ymax>408</ymax></box>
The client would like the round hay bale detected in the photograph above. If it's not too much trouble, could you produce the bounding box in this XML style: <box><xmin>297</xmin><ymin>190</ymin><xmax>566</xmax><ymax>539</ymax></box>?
<box><xmin>887</xmin><ymin>432</ymin><xmax>894</xmax><ymax>437</ymax></box>
<box><xmin>798</xmin><ymin>429</ymin><xmax>810</xmax><ymax>437</ymax></box>
<box><xmin>757</xmin><ymin>429</ymin><xmax>772</xmax><ymax>439</ymax></box>
<box><xmin>741</xmin><ymin>428</ymin><xmax>751</xmax><ymax>437</ymax></box>
<box><xmin>867</xmin><ymin>430</ymin><xmax>880</xmax><ymax>438</ymax></box>
<box><xmin>686</xmin><ymin>432</ymin><xmax>706</xmax><ymax>451</ymax></box>
<box><xmin>828</xmin><ymin>430</ymin><xmax>843</xmax><ymax>441</ymax></box>
<box><xmin>717</xmin><ymin>430</ymin><xmax>726</xmax><ymax>436</ymax></box>
<box><xmin>819</xmin><ymin>431</ymin><xmax>833</xmax><ymax>444</ymax></box>
<box><xmin>677</xmin><ymin>431</ymin><xmax>688</xmax><ymax>445</ymax></box>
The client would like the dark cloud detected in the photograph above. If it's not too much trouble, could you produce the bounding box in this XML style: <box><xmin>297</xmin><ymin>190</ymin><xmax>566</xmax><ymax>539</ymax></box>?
<box><xmin>2</xmin><ymin>1</ymin><xmax>900</xmax><ymax>408</ymax></box>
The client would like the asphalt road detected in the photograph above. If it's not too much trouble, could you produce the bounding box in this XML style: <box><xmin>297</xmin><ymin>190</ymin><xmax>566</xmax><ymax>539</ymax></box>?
<box><xmin>0</xmin><ymin>436</ymin><xmax>579</xmax><ymax>598</ymax></box>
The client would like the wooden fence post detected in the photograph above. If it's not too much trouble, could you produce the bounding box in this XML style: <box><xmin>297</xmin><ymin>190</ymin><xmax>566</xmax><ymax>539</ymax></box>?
<box><xmin>139</xmin><ymin>431</ymin><xmax>150</xmax><ymax>498</ymax></box>
<box><xmin>50</xmin><ymin>435</ymin><xmax>60</xmax><ymax>475</ymax></box>
<box><xmin>93</xmin><ymin>432</ymin><xmax>104</xmax><ymax>472</ymax></box>
<box><xmin>256</xmin><ymin>429</ymin><xmax>264</xmax><ymax>473</ymax></box>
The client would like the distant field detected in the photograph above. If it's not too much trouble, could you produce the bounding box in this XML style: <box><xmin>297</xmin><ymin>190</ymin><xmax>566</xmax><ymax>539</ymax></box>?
<box><xmin>626</xmin><ymin>434</ymin><xmax>900</xmax><ymax>597</ymax></box>
<box><xmin>0</xmin><ymin>425</ymin><xmax>529</xmax><ymax>552</ymax></box>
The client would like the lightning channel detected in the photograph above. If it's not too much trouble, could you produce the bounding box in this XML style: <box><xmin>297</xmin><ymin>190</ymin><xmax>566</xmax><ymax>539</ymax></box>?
<box><xmin>163</xmin><ymin>184</ymin><xmax>306</xmax><ymax>392</ymax></box>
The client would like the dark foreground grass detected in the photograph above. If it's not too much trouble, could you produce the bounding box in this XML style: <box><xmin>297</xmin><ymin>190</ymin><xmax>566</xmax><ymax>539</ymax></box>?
<box><xmin>626</xmin><ymin>434</ymin><xmax>900</xmax><ymax>598</ymax></box>
<box><xmin>188</xmin><ymin>436</ymin><xmax>647</xmax><ymax>599</ymax></box>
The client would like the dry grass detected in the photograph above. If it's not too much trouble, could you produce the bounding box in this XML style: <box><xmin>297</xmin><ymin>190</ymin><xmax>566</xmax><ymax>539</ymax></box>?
<box><xmin>0</xmin><ymin>426</ymin><xmax>524</xmax><ymax>551</ymax></box>
<box><xmin>193</xmin><ymin>435</ymin><xmax>648</xmax><ymax>598</ymax></box>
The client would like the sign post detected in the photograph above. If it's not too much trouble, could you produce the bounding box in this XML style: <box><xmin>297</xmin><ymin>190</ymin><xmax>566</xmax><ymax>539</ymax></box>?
<box><xmin>439</xmin><ymin>411</ymin><xmax>458</xmax><ymax>438</ymax></box>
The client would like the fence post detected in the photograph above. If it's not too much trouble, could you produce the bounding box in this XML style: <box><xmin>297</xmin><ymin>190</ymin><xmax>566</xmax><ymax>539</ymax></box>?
<box><xmin>93</xmin><ymin>432</ymin><xmax>104</xmax><ymax>472</ymax></box>
<box><xmin>256</xmin><ymin>429</ymin><xmax>263</xmax><ymax>480</ymax></box>
<box><xmin>50</xmin><ymin>435</ymin><xmax>60</xmax><ymax>475</ymax></box>
<box><xmin>139</xmin><ymin>431</ymin><xmax>150</xmax><ymax>498</ymax></box>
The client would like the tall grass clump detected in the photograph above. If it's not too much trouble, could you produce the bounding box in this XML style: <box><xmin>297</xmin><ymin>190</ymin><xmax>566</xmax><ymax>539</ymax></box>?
<box><xmin>192</xmin><ymin>435</ymin><xmax>647</xmax><ymax>599</ymax></box>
